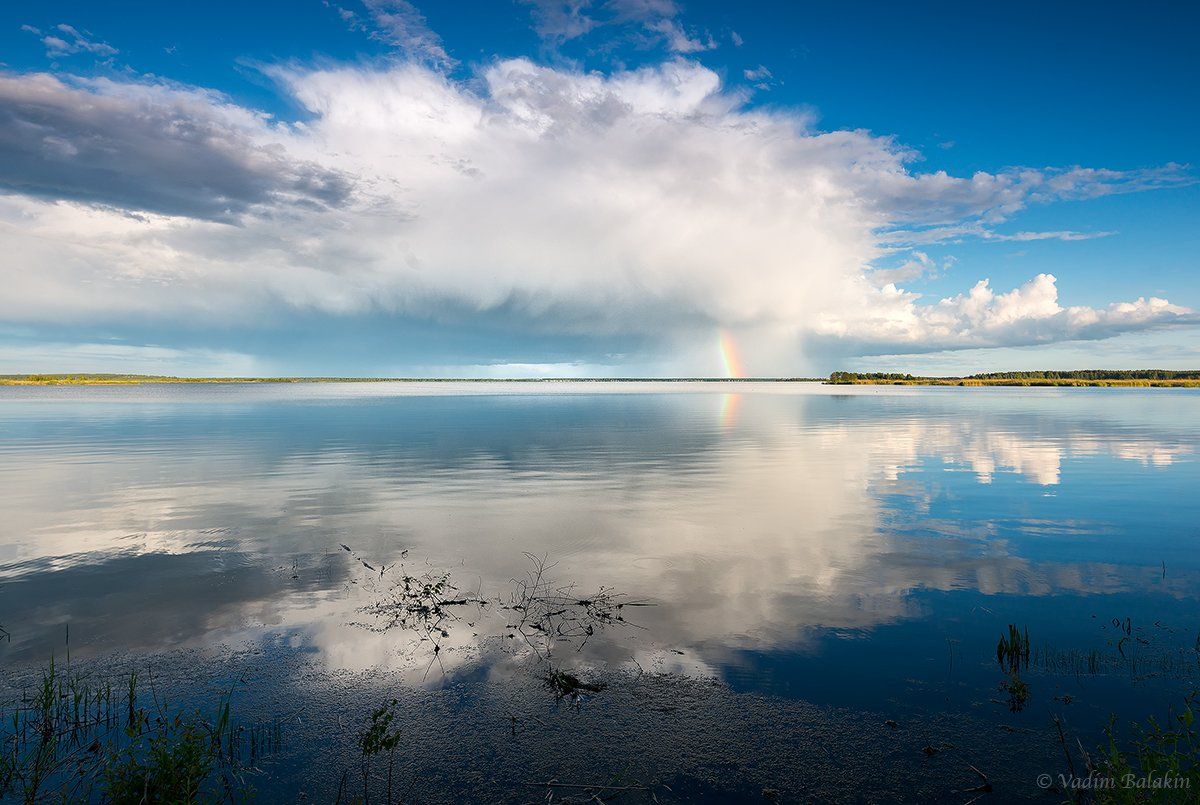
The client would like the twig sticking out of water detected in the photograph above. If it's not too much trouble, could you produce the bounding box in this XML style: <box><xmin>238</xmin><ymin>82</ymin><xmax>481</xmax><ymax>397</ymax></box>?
<box><xmin>955</xmin><ymin>763</ymin><xmax>992</xmax><ymax>795</ymax></box>
<box><xmin>353</xmin><ymin>559</ymin><xmax>487</xmax><ymax>679</ymax></box>
<box><xmin>345</xmin><ymin>548</ymin><xmax>652</xmax><ymax>692</ymax></box>
<box><xmin>504</xmin><ymin>553</ymin><xmax>651</xmax><ymax>661</ymax></box>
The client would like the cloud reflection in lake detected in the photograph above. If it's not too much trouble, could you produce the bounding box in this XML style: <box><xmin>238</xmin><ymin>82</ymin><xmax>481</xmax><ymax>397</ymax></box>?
<box><xmin>1</xmin><ymin>383</ymin><xmax>1197</xmax><ymax>690</ymax></box>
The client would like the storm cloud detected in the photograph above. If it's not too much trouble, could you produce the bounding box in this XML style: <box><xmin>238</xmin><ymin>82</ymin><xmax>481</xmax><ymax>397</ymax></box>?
<box><xmin>0</xmin><ymin>73</ymin><xmax>352</xmax><ymax>221</ymax></box>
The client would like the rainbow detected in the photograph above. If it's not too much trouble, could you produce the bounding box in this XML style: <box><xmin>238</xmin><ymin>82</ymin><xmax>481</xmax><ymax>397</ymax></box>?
<box><xmin>718</xmin><ymin>329</ymin><xmax>745</xmax><ymax>379</ymax></box>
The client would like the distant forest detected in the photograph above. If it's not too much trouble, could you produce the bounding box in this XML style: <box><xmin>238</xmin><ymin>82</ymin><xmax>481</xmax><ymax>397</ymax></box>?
<box><xmin>828</xmin><ymin>370</ymin><xmax>1200</xmax><ymax>385</ymax></box>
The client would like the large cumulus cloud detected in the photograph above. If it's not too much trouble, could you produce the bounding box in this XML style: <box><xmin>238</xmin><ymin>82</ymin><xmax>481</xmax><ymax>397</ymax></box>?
<box><xmin>0</xmin><ymin>57</ymin><xmax>1193</xmax><ymax>371</ymax></box>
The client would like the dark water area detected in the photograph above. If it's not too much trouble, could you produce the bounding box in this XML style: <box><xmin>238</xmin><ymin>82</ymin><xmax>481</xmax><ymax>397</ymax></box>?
<box><xmin>1</xmin><ymin>382</ymin><xmax>1197</xmax><ymax>801</ymax></box>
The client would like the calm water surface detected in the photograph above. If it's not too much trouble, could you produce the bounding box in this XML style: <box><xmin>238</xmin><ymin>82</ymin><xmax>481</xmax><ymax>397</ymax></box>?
<box><xmin>1</xmin><ymin>382</ymin><xmax>1198</xmax><ymax>800</ymax></box>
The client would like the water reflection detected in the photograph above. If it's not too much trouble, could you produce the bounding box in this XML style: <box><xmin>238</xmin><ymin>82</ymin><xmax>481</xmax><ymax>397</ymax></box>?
<box><xmin>0</xmin><ymin>384</ymin><xmax>1197</xmax><ymax>690</ymax></box>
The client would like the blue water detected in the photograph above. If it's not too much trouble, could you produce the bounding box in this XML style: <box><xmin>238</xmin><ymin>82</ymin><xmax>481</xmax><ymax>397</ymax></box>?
<box><xmin>1</xmin><ymin>382</ymin><xmax>1197</xmax><ymax>800</ymax></box>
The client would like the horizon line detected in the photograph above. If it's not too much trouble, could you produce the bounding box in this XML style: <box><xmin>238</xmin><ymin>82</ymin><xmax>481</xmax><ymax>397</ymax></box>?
<box><xmin>5</xmin><ymin>369</ymin><xmax>1200</xmax><ymax>385</ymax></box>
<box><xmin>0</xmin><ymin>374</ymin><xmax>824</xmax><ymax>383</ymax></box>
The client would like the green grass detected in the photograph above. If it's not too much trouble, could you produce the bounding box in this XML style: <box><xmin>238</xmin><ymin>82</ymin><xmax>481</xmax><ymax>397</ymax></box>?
<box><xmin>1067</xmin><ymin>695</ymin><xmax>1200</xmax><ymax>804</ymax></box>
<box><xmin>995</xmin><ymin>624</ymin><xmax>1032</xmax><ymax>712</ymax></box>
<box><xmin>997</xmin><ymin>623</ymin><xmax>1031</xmax><ymax>672</ymax></box>
<box><xmin>1</xmin><ymin>374</ymin><xmax>393</xmax><ymax>385</ymax></box>
<box><xmin>0</xmin><ymin>657</ymin><xmax>275</xmax><ymax>802</ymax></box>
<box><xmin>1</xmin><ymin>375</ymin><xmax>824</xmax><ymax>385</ymax></box>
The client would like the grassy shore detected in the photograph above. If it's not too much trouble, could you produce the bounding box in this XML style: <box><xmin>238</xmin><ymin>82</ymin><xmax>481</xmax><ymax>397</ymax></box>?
<box><xmin>1</xmin><ymin>375</ymin><xmax>392</xmax><ymax>386</ymax></box>
<box><xmin>0</xmin><ymin>375</ymin><xmax>824</xmax><ymax>386</ymax></box>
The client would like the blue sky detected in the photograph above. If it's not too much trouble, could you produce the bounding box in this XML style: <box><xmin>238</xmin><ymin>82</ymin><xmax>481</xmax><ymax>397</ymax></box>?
<box><xmin>0</xmin><ymin>0</ymin><xmax>1197</xmax><ymax>376</ymax></box>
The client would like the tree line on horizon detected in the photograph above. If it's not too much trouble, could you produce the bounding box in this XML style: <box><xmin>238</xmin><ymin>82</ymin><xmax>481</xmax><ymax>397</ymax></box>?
<box><xmin>829</xmin><ymin>369</ymin><xmax>1200</xmax><ymax>383</ymax></box>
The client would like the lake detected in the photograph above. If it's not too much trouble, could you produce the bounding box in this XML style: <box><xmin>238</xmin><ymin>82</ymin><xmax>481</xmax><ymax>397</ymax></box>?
<box><xmin>1</xmin><ymin>382</ymin><xmax>1197</xmax><ymax>801</ymax></box>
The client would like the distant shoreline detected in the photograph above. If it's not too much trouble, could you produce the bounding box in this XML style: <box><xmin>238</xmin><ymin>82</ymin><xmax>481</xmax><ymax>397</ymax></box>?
<box><xmin>0</xmin><ymin>375</ymin><xmax>825</xmax><ymax>386</ymax></box>
<box><xmin>826</xmin><ymin>370</ymin><xmax>1200</xmax><ymax>387</ymax></box>
<box><xmin>829</xmin><ymin>378</ymin><xmax>1200</xmax><ymax>387</ymax></box>
<box><xmin>4</xmin><ymin>372</ymin><xmax>1200</xmax><ymax>387</ymax></box>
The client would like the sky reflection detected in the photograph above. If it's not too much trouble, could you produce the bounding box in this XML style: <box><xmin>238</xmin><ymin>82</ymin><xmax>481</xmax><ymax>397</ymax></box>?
<box><xmin>1</xmin><ymin>383</ymin><xmax>1197</xmax><ymax>694</ymax></box>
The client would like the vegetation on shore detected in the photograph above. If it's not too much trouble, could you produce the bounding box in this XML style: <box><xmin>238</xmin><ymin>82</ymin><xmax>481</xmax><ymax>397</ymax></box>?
<box><xmin>828</xmin><ymin>370</ymin><xmax>1200</xmax><ymax>387</ymax></box>
<box><xmin>5</xmin><ymin>370</ymin><xmax>1200</xmax><ymax>387</ymax></box>
<box><xmin>1</xmin><ymin>374</ymin><xmax>403</xmax><ymax>386</ymax></box>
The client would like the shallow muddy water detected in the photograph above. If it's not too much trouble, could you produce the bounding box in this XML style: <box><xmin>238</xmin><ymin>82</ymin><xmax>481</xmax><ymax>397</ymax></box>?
<box><xmin>1</xmin><ymin>382</ymin><xmax>1197</xmax><ymax>801</ymax></box>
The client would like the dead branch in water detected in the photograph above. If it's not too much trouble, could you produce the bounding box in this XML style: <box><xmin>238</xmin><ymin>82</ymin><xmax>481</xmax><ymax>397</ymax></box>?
<box><xmin>503</xmin><ymin>552</ymin><xmax>652</xmax><ymax>661</ymax></box>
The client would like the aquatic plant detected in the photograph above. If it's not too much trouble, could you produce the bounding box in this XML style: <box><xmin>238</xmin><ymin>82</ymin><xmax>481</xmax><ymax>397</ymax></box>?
<box><xmin>505</xmin><ymin>552</ymin><xmax>651</xmax><ymax>662</ymax></box>
<box><xmin>1059</xmin><ymin>694</ymin><xmax>1200</xmax><ymax>804</ymax></box>
<box><xmin>545</xmin><ymin>668</ymin><xmax>605</xmax><ymax>702</ymax></box>
<box><xmin>997</xmin><ymin>624</ymin><xmax>1031</xmax><ymax>672</ymax></box>
<box><xmin>348</xmin><ymin>544</ymin><xmax>488</xmax><ymax>679</ymax></box>
<box><xmin>1031</xmin><ymin>643</ymin><xmax>1200</xmax><ymax>681</ymax></box>
<box><xmin>356</xmin><ymin>698</ymin><xmax>406</xmax><ymax>805</ymax></box>
<box><xmin>0</xmin><ymin>655</ymin><xmax>277</xmax><ymax>802</ymax></box>
<box><xmin>102</xmin><ymin>711</ymin><xmax>224</xmax><ymax>803</ymax></box>
<box><xmin>1025</xmin><ymin>614</ymin><xmax>1200</xmax><ymax>684</ymax></box>
<box><xmin>992</xmin><ymin>625</ymin><xmax>1033</xmax><ymax>713</ymax></box>
<box><xmin>347</xmin><ymin>548</ymin><xmax>651</xmax><ymax>679</ymax></box>
<box><xmin>999</xmin><ymin>670</ymin><xmax>1030</xmax><ymax>713</ymax></box>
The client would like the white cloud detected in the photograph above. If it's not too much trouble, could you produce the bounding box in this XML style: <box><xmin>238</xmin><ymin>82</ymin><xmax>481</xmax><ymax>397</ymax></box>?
<box><xmin>22</xmin><ymin>23</ymin><xmax>118</xmax><ymax>59</ymax></box>
<box><xmin>986</xmin><ymin>229</ymin><xmax>1115</xmax><ymax>242</ymax></box>
<box><xmin>330</xmin><ymin>0</ymin><xmax>454</xmax><ymax>67</ymax></box>
<box><xmin>423</xmin><ymin>362</ymin><xmax>620</xmax><ymax>378</ymax></box>
<box><xmin>866</xmin><ymin>251</ymin><xmax>955</xmax><ymax>286</ymax></box>
<box><xmin>363</xmin><ymin>0</ymin><xmax>453</xmax><ymax>66</ymax></box>
<box><xmin>643</xmin><ymin>17</ymin><xmax>714</xmax><ymax>53</ymax></box>
<box><xmin>518</xmin><ymin>0</ymin><xmax>598</xmax><ymax>43</ymax></box>
<box><xmin>520</xmin><ymin>0</ymin><xmax>715</xmax><ymax>53</ymax></box>
<box><xmin>0</xmin><ymin>58</ymin><xmax>1193</xmax><ymax>372</ymax></box>
<box><xmin>815</xmin><ymin>273</ymin><xmax>1196</xmax><ymax>354</ymax></box>
<box><xmin>0</xmin><ymin>342</ymin><xmax>260</xmax><ymax>376</ymax></box>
